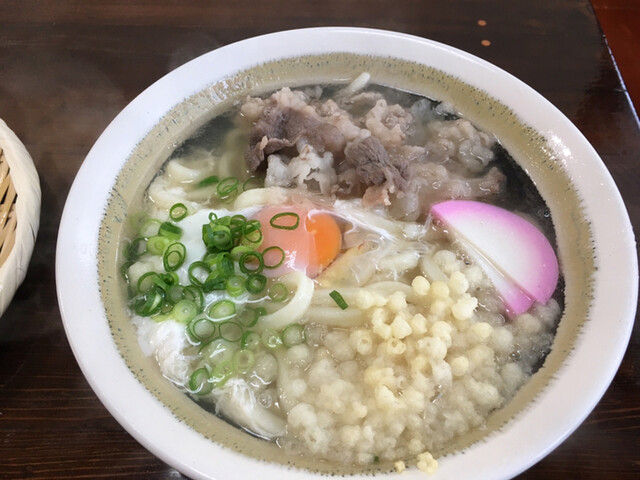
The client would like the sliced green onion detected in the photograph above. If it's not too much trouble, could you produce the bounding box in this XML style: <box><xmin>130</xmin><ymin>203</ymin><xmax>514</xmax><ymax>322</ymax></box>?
<box><xmin>329</xmin><ymin>290</ymin><xmax>348</xmax><ymax>310</ymax></box>
<box><xmin>241</xmin><ymin>330</ymin><xmax>261</xmax><ymax>350</ymax></box>
<box><xmin>167</xmin><ymin>284</ymin><xmax>184</xmax><ymax>304</ymax></box>
<box><xmin>159</xmin><ymin>221</ymin><xmax>183</xmax><ymax>241</ymax></box>
<box><xmin>233</xmin><ymin>349</ymin><xmax>256</xmax><ymax>374</ymax></box>
<box><xmin>282</xmin><ymin>323</ymin><xmax>305</xmax><ymax>347</ymax></box>
<box><xmin>169</xmin><ymin>203</ymin><xmax>188</xmax><ymax>221</ymax></box>
<box><xmin>261</xmin><ymin>328</ymin><xmax>282</xmax><ymax>349</ymax></box>
<box><xmin>127</xmin><ymin>237</ymin><xmax>148</xmax><ymax>260</ymax></box>
<box><xmin>159</xmin><ymin>301</ymin><xmax>174</xmax><ymax>315</ymax></box>
<box><xmin>187</xmin><ymin>317</ymin><xmax>217</xmax><ymax>343</ymax></box>
<box><xmin>237</xmin><ymin>307</ymin><xmax>262</xmax><ymax>328</ymax></box>
<box><xmin>226</xmin><ymin>275</ymin><xmax>245</xmax><ymax>297</ymax></box>
<box><xmin>161</xmin><ymin>272</ymin><xmax>179</xmax><ymax>285</ymax></box>
<box><xmin>211</xmin><ymin>252</ymin><xmax>234</xmax><ymax>275</ymax></box>
<box><xmin>198</xmin><ymin>175</ymin><xmax>219</xmax><ymax>188</ymax></box>
<box><xmin>147</xmin><ymin>235</ymin><xmax>170</xmax><ymax>255</ymax></box>
<box><xmin>208</xmin><ymin>299</ymin><xmax>236</xmax><ymax>320</ymax></box>
<box><xmin>230</xmin><ymin>214</ymin><xmax>247</xmax><ymax>226</ymax></box>
<box><xmin>183</xmin><ymin>285</ymin><xmax>204</xmax><ymax>312</ymax></box>
<box><xmin>262</xmin><ymin>246</ymin><xmax>285</xmax><ymax>269</ymax></box>
<box><xmin>202</xmin><ymin>271</ymin><xmax>227</xmax><ymax>292</ymax></box>
<box><xmin>270</xmin><ymin>212</ymin><xmax>300</xmax><ymax>230</ymax></box>
<box><xmin>139</xmin><ymin>218</ymin><xmax>161</xmax><ymax>237</ymax></box>
<box><xmin>242</xmin><ymin>176</ymin><xmax>263</xmax><ymax>191</ymax></box>
<box><xmin>133</xmin><ymin>286</ymin><xmax>165</xmax><ymax>316</ymax></box>
<box><xmin>188</xmin><ymin>367</ymin><xmax>212</xmax><ymax>395</ymax></box>
<box><xmin>137</xmin><ymin>271</ymin><xmax>159</xmax><ymax>294</ymax></box>
<box><xmin>268</xmin><ymin>282</ymin><xmax>289</xmax><ymax>302</ymax></box>
<box><xmin>202</xmin><ymin>224</ymin><xmax>216</xmax><ymax>250</ymax></box>
<box><xmin>210</xmin><ymin>360</ymin><xmax>233</xmax><ymax>387</ymax></box>
<box><xmin>246</xmin><ymin>274</ymin><xmax>267</xmax><ymax>294</ymax></box>
<box><xmin>230</xmin><ymin>245</ymin><xmax>253</xmax><ymax>261</ymax></box>
<box><xmin>172</xmin><ymin>299</ymin><xmax>198</xmax><ymax>323</ymax></box>
<box><xmin>211</xmin><ymin>225</ymin><xmax>233</xmax><ymax>250</ymax></box>
<box><xmin>219</xmin><ymin>321</ymin><xmax>243</xmax><ymax>342</ymax></box>
<box><xmin>241</xmin><ymin>220</ymin><xmax>263</xmax><ymax>246</ymax></box>
<box><xmin>216</xmin><ymin>176</ymin><xmax>239</xmax><ymax>198</ymax></box>
<box><xmin>152</xmin><ymin>274</ymin><xmax>171</xmax><ymax>292</ymax></box>
<box><xmin>163</xmin><ymin>242</ymin><xmax>187</xmax><ymax>272</ymax></box>
<box><xmin>188</xmin><ymin>261</ymin><xmax>211</xmax><ymax>286</ymax></box>
<box><xmin>120</xmin><ymin>261</ymin><xmax>133</xmax><ymax>283</ymax></box>
<box><xmin>239</xmin><ymin>251</ymin><xmax>264</xmax><ymax>274</ymax></box>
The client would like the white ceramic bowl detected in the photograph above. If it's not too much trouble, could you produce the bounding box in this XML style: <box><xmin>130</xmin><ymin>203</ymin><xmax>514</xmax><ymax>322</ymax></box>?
<box><xmin>56</xmin><ymin>28</ymin><xmax>637</xmax><ymax>480</ymax></box>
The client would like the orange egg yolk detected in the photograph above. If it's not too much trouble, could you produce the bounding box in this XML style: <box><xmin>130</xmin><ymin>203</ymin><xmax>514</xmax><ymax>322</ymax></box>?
<box><xmin>254</xmin><ymin>206</ymin><xmax>342</xmax><ymax>278</ymax></box>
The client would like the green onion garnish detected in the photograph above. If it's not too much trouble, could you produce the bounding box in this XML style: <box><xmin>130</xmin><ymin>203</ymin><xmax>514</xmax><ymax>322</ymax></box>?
<box><xmin>270</xmin><ymin>212</ymin><xmax>300</xmax><ymax>230</ymax></box>
<box><xmin>139</xmin><ymin>218</ymin><xmax>161</xmax><ymax>237</ymax></box>
<box><xmin>208</xmin><ymin>299</ymin><xmax>236</xmax><ymax>320</ymax></box>
<box><xmin>210</xmin><ymin>225</ymin><xmax>233</xmax><ymax>250</ymax></box>
<box><xmin>239</xmin><ymin>251</ymin><xmax>264</xmax><ymax>274</ymax></box>
<box><xmin>188</xmin><ymin>367</ymin><xmax>212</xmax><ymax>395</ymax></box>
<box><xmin>182</xmin><ymin>285</ymin><xmax>204</xmax><ymax>312</ymax></box>
<box><xmin>230</xmin><ymin>214</ymin><xmax>247</xmax><ymax>226</ymax></box>
<box><xmin>202</xmin><ymin>270</ymin><xmax>227</xmax><ymax>292</ymax></box>
<box><xmin>120</xmin><ymin>261</ymin><xmax>133</xmax><ymax>283</ymax></box>
<box><xmin>137</xmin><ymin>271</ymin><xmax>159</xmax><ymax>294</ymax></box>
<box><xmin>210</xmin><ymin>360</ymin><xmax>233</xmax><ymax>387</ymax></box>
<box><xmin>219</xmin><ymin>321</ymin><xmax>243</xmax><ymax>342</ymax></box>
<box><xmin>132</xmin><ymin>285</ymin><xmax>165</xmax><ymax>316</ymax></box>
<box><xmin>246</xmin><ymin>273</ymin><xmax>267</xmax><ymax>294</ymax></box>
<box><xmin>159</xmin><ymin>221</ymin><xmax>183</xmax><ymax>241</ymax></box>
<box><xmin>163</xmin><ymin>242</ymin><xmax>186</xmax><ymax>272</ymax></box>
<box><xmin>241</xmin><ymin>330</ymin><xmax>261</xmax><ymax>350</ymax></box>
<box><xmin>127</xmin><ymin>237</ymin><xmax>148</xmax><ymax>260</ymax></box>
<box><xmin>281</xmin><ymin>323</ymin><xmax>305</xmax><ymax>347</ymax></box>
<box><xmin>198</xmin><ymin>175</ymin><xmax>219</xmax><ymax>188</ymax></box>
<box><xmin>263</xmin><ymin>246</ymin><xmax>285</xmax><ymax>269</ymax></box>
<box><xmin>169</xmin><ymin>203</ymin><xmax>188</xmax><ymax>221</ymax></box>
<box><xmin>237</xmin><ymin>307</ymin><xmax>263</xmax><ymax>328</ymax></box>
<box><xmin>329</xmin><ymin>290</ymin><xmax>348</xmax><ymax>310</ymax></box>
<box><xmin>268</xmin><ymin>282</ymin><xmax>289</xmax><ymax>302</ymax></box>
<box><xmin>226</xmin><ymin>275</ymin><xmax>245</xmax><ymax>297</ymax></box>
<box><xmin>188</xmin><ymin>261</ymin><xmax>211</xmax><ymax>286</ymax></box>
<box><xmin>147</xmin><ymin>235</ymin><xmax>170</xmax><ymax>255</ymax></box>
<box><xmin>241</xmin><ymin>220</ymin><xmax>263</xmax><ymax>246</ymax></box>
<box><xmin>167</xmin><ymin>284</ymin><xmax>184</xmax><ymax>304</ymax></box>
<box><xmin>230</xmin><ymin>245</ymin><xmax>252</xmax><ymax>261</ymax></box>
<box><xmin>216</xmin><ymin>176</ymin><xmax>239</xmax><ymax>199</ymax></box>
<box><xmin>261</xmin><ymin>328</ymin><xmax>282</xmax><ymax>349</ymax></box>
<box><xmin>172</xmin><ymin>299</ymin><xmax>198</xmax><ymax>323</ymax></box>
<box><xmin>160</xmin><ymin>272</ymin><xmax>179</xmax><ymax>286</ymax></box>
<box><xmin>187</xmin><ymin>317</ymin><xmax>217</xmax><ymax>343</ymax></box>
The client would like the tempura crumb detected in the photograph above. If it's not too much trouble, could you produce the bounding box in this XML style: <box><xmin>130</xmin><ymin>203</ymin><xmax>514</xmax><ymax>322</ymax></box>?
<box><xmin>411</xmin><ymin>275</ymin><xmax>430</xmax><ymax>296</ymax></box>
<box><xmin>394</xmin><ymin>460</ymin><xmax>406</xmax><ymax>473</ymax></box>
<box><xmin>416</xmin><ymin>451</ymin><xmax>438</xmax><ymax>475</ymax></box>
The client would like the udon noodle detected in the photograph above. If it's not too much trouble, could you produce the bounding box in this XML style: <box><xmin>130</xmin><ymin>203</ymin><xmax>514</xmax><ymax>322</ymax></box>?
<box><xmin>120</xmin><ymin>75</ymin><xmax>562</xmax><ymax>474</ymax></box>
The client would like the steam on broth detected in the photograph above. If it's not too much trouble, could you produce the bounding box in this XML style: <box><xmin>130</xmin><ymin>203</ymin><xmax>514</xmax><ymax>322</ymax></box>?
<box><xmin>121</xmin><ymin>75</ymin><xmax>562</xmax><ymax>473</ymax></box>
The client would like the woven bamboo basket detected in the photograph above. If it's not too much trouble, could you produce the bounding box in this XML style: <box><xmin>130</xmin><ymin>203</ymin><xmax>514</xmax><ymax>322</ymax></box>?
<box><xmin>0</xmin><ymin>119</ymin><xmax>40</xmax><ymax>319</ymax></box>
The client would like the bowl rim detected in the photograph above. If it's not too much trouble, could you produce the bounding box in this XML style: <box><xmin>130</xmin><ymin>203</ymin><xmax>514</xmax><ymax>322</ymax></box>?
<box><xmin>56</xmin><ymin>27</ymin><xmax>638</xmax><ymax>480</ymax></box>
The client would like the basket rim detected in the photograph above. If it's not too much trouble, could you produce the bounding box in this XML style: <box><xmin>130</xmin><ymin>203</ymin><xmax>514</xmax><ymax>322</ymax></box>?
<box><xmin>0</xmin><ymin>118</ymin><xmax>42</xmax><ymax>317</ymax></box>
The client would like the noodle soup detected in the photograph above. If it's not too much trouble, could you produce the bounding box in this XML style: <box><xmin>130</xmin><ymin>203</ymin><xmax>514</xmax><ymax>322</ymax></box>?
<box><xmin>120</xmin><ymin>78</ymin><xmax>562</xmax><ymax>473</ymax></box>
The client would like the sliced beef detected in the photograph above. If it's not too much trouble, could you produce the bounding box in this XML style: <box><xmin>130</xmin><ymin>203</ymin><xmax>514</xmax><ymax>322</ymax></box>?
<box><xmin>343</xmin><ymin>136</ymin><xmax>407</xmax><ymax>189</ymax></box>
<box><xmin>245</xmin><ymin>104</ymin><xmax>345</xmax><ymax>171</ymax></box>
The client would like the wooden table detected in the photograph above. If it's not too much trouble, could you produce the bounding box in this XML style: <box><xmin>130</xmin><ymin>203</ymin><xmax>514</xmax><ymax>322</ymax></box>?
<box><xmin>1</xmin><ymin>1</ymin><xmax>638</xmax><ymax>478</ymax></box>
